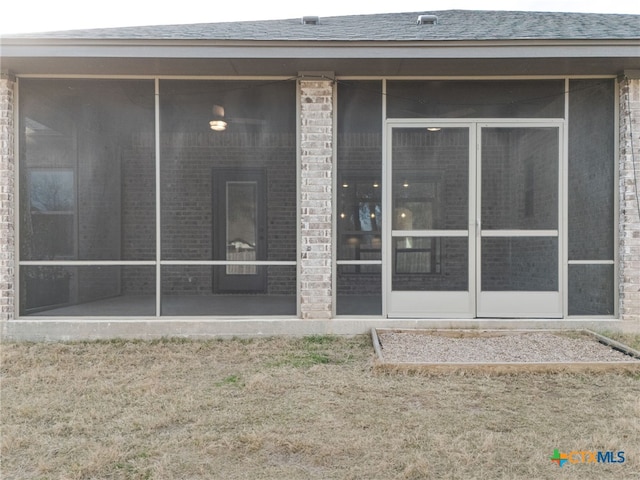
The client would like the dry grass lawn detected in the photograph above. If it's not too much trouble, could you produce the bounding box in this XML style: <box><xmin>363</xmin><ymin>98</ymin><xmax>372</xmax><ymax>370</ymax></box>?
<box><xmin>2</xmin><ymin>333</ymin><xmax>639</xmax><ymax>479</ymax></box>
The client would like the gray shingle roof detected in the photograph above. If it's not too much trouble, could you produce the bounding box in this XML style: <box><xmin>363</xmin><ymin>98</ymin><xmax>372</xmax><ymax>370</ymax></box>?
<box><xmin>6</xmin><ymin>10</ymin><xmax>640</xmax><ymax>41</ymax></box>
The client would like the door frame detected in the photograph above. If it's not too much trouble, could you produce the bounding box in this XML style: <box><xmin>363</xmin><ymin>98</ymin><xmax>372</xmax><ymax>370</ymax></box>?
<box><xmin>383</xmin><ymin>119</ymin><xmax>565</xmax><ymax>318</ymax></box>
<box><xmin>212</xmin><ymin>167</ymin><xmax>267</xmax><ymax>293</ymax></box>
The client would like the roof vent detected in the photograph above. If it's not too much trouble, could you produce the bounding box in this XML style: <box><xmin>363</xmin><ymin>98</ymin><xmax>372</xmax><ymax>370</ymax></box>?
<box><xmin>302</xmin><ymin>16</ymin><xmax>320</xmax><ymax>25</ymax></box>
<box><xmin>417</xmin><ymin>14</ymin><xmax>438</xmax><ymax>25</ymax></box>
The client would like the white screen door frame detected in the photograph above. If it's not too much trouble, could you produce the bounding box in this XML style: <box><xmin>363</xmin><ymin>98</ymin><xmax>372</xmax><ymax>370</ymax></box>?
<box><xmin>384</xmin><ymin>120</ymin><xmax>564</xmax><ymax>318</ymax></box>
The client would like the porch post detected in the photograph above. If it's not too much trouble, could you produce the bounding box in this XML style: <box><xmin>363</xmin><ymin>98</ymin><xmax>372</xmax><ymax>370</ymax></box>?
<box><xmin>299</xmin><ymin>73</ymin><xmax>334</xmax><ymax>319</ymax></box>
<box><xmin>619</xmin><ymin>72</ymin><xmax>640</xmax><ymax>324</ymax></box>
<box><xmin>0</xmin><ymin>71</ymin><xmax>16</xmax><ymax>322</ymax></box>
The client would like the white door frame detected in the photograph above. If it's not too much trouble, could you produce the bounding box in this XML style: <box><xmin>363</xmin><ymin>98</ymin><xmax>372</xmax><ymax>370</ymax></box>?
<box><xmin>476</xmin><ymin>122</ymin><xmax>564</xmax><ymax>318</ymax></box>
<box><xmin>384</xmin><ymin>119</ymin><xmax>564</xmax><ymax>318</ymax></box>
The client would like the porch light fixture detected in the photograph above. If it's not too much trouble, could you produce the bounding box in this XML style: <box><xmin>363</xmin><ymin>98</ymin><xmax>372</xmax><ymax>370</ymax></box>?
<box><xmin>210</xmin><ymin>104</ymin><xmax>227</xmax><ymax>131</ymax></box>
<box><xmin>373</xmin><ymin>181</ymin><xmax>379</xmax><ymax>188</ymax></box>
<box><xmin>427</xmin><ymin>127</ymin><xmax>441</xmax><ymax>132</ymax></box>
<box><xmin>209</xmin><ymin>120</ymin><xmax>227</xmax><ymax>131</ymax></box>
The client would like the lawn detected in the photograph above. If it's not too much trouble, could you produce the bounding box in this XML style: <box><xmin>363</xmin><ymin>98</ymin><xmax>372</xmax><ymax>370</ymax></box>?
<box><xmin>1</xmin><ymin>333</ymin><xmax>639</xmax><ymax>479</ymax></box>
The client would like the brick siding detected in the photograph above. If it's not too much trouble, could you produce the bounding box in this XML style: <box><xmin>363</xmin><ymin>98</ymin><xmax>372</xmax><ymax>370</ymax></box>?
<box><xmin>299</xmin><ymin>79</ymin><xmax>334</xmax><ymax>319</ymax></box>
<box><xmin>619</xmin><ymin>77</ymin><xmax>640</xmax><ymax>322</ymax></box>
<box><xmin>0</xmin><ymin>74</ymin><xmax>15</xmax><ymax>321</ymax></box>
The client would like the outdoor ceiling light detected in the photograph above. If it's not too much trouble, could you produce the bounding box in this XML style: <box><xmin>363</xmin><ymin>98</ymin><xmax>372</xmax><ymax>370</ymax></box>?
<box><xmin>210</xmin><ymin>104</ymin><xmax>227</xmax><ymax>131</ymax></box>
<box><xmin>427</xmin><ymin>127</ymin><xmax>442</xmax><ymax>132</ymax></box>
<box><xmin>209</xmin><ymin>120</ymin><xmax>228</xmax><ymax>131</ymax></box>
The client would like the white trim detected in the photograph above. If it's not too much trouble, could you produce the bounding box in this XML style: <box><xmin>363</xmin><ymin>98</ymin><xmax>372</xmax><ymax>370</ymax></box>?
<box><xmin>614</xmin><ymin>78</ymin><xmax>621</xmax><ymax>319</ymax></box>
<box><xmin>295</xmin><ymin>78</ymin><xmax>302</xmax><ymax>319</ymax></box>
<box><xmin>155</xmin><ymin>78</ymin><xmax>162</xmax><ymax>317</ymax></box>
<box><xmin>19</xmin><ymin>260</ymin><xmax>297</xmax><ymax>266</ymax></box>
<box><xmin>568</xmin><ymin>260</ymin><xmax>616</xmax><ymax>265</ymax></box>
<box><xmin>381</xmin><ymin>79</ymin><xmax>389</xmax><ymax>318</ymax></box>
<box><xmin>477</xmin><ymin>292</ymin><xmax>563</xmax><ymax>319</ymax></box>
<box><xmin>13</xmin><ymin>74</ymin><xmax>297</xmax><ymax>80</ymax></box>
<box><xmin>13</xmin><ymin>79</ymin><xmax>20</xmax><ymax>320</ymax></box>
<box><xmin>20</xmin><ymin>261</ymin><xmax>157</xmax><ymax>266</ymax></box>
<box><xmin>469</xmin><ymin>122</ymin><xmax>478</xmax><ymax>318</ymax></box>
<box><xmin>331</xmin><ymin>75</ymin><xmax>338</xmax><ymax>318</ymax></box>
<box><xmin>480</xmin><ymin>230</ymin><xmax>558</xmax><ymax>237</ymax></box>
<box><xmin>336</xmin><ymin>75</ymin><xmax>618</xmax><ymax>80</ymax></box>
<box><xmin>161</xmin><ymin>261</ymin><xmax>296</xmax><ymax>266</ymax></box>
<box><xmin>336</xmin><ymin>260</ymin><xmax>382</xmax><ymax>265</ymax></box>
<box><xmin>392</xmin><ymin>230</ymin><xmax>469</xmax><ymax>237</ymax></box>
<box><xmin>563</xmin><ymin>78</ymin><xmax>570</xmax><ymax>317</ymax></box>
<box><xmin>12</xmin><ymin>74</ymin><xmax>619</xmax><ymax>83</ymax></box>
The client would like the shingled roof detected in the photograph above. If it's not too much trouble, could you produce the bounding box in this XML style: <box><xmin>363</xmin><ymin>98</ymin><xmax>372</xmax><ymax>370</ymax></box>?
<box><xmin>5</xmin><ymin>10</ymin><xmax>640</xmax><ymax>41</ymax></box>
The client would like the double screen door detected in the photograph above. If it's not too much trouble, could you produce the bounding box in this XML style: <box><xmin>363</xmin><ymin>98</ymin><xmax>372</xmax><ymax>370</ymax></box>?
<box><xmin>386</xmin><ymin>122</ymin><xmax>563</xmax><ymax>318</ymax></box>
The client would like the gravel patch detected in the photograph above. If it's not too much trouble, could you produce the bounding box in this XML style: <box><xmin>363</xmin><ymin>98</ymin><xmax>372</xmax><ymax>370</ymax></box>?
<box><xmin>376</xmin><ymin>330</ymin><xmax>640</xmax><ymax>364</ymax></box>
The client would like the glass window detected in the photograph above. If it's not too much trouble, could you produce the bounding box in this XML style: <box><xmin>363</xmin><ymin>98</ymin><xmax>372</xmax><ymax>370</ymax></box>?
<box><xmin>387</xmin><ymin>80</ymin><xmax>565</xmax><ymax>118</ymax></box>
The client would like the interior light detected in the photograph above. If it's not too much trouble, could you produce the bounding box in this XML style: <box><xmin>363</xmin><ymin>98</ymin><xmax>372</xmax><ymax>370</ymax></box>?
<box><xmin>209</xmin><ymin>120</ymin><xmax>228</xmax><ymax>131</ymax></box>
<box><xmin>370</xmin><ymin>213</ymin><xmax>376</xmax><ymax>219</ymax></box>
<box><xmin>400</xmin><ymin>212</ymin><xmax>406</xmax><ymax>218</ymax></box>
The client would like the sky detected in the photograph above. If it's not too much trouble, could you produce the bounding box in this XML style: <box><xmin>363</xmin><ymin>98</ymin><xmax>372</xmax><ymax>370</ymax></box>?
<box><xmin>1</xmin><ymin>0</ymin><xmax>640</xmax><ymax>35</ymax></box>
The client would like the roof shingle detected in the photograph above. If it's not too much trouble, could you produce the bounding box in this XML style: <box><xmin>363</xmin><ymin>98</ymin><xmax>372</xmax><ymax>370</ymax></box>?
<box><xmin>5</xmin><ymin>10</ymin><xmax>640</xmax><ymax>41</ymax></box>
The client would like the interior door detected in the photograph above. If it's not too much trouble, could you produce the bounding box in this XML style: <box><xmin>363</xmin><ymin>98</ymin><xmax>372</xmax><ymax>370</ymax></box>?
<box><xmin>477</xmin><ymin>125</ymin><xmax>562</xmax><ymax>317</ymax></box>
<box><xmin>212</xmin><ymin>168</ymin><xmax>267</xmax><ymax>293</ymax></box>
<box><xmin>386</xmin><ymin>124</ymin><xmax>475</xmax><ymax>317</ymax></box>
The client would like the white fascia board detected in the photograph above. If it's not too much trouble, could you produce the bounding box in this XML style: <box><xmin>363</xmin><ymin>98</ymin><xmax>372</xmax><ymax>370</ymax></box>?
<box><xmin>2</xmin><ymin>39</ymin><xmax>639</xmax><ymax>60</ymax></box>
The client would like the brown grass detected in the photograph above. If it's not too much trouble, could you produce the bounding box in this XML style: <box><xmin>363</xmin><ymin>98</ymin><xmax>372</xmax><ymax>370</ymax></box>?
<box><xmin>2</xmin><ymin>333</ymin><xmax>639</xmax><ymax>479</ymax></box>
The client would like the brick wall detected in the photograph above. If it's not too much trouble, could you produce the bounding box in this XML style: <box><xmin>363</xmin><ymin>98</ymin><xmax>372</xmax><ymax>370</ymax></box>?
<box><xmin>122</xmin><ymin>131</ymin><xmax>297</xmax><ymax>295</ymax></box>
<box><xmin>299</xmin><ymin>79</ymin><xmax>334</xmax><ymax>319</ymax></box>
<box><xmin>619</xmin><ymin>77</ymin><xmax>640</xmax><ymax>322</ymax></box>
<box><xmin>0</xmin><ymin>74</ymin><xmax>15</xmax><ymax>321</ymax></box>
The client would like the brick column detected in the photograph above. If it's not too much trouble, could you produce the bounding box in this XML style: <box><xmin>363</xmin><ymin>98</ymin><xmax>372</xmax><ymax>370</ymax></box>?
<box><xmin>619</xmin><ymin>74</ymin><xmax>640</xmax><ymax>323</ymax></box>
<box><xmin>299</xmin><ymin>76</ymin><xmax>334</xmax><ymax>319</ymax></box>
<box><xmin>0</xmin><ymin>72</ymin><xmax>16</xmax><ymax>321</ymax></box>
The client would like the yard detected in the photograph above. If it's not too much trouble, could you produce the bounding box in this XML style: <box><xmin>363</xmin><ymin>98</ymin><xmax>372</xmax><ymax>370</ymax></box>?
<box><xmin>1</xmin><ymin>333</ymin><xmax>639</xmax><ymax>479</ymax></box>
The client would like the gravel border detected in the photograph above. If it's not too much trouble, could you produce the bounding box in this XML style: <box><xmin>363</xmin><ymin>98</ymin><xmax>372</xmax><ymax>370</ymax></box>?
<box><xmin>373</xmin><ymin>329</ymin><xmax>640</xmax><ymax>371</ymax></box>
